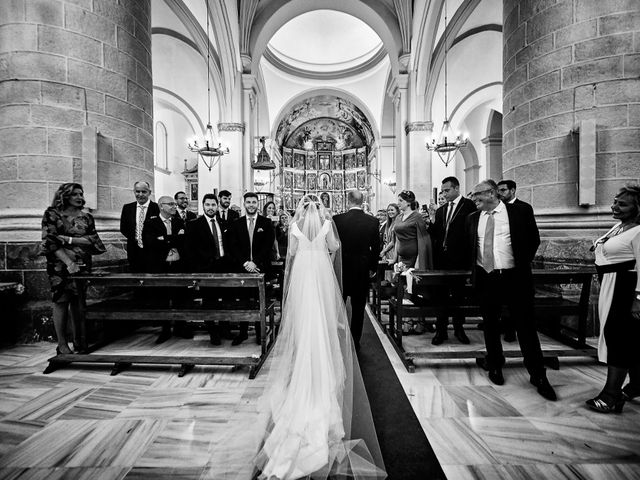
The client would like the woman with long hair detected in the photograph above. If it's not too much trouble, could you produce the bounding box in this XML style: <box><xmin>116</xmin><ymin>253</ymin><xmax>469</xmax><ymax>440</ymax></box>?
<box><xmin>587</xmin><ymin>184</ymin><xmax>640</xmax><ymax>413</ymax></box>
<box><xmin>379</xmin><ymin>203</ymin><xmax>399</xmax><ymax>264</ymax></box>
<box><xmin>40</xmin><ymin>183</ymin><xmax>105</xmax><ymax>354</ymax></box>
<box><xmin>263</xmin><ymin>200</ymin><xmax>281</xmax><ymax>260</ymax></box>
<box><xmin>392</xmin><ymin>190</ymin><xmax>433</xmax><ymax>271</ymax></box>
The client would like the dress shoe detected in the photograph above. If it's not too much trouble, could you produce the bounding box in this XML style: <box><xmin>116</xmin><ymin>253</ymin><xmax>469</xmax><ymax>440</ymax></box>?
<box><xmin>231</xmin><ymin>333</ymin><xmax>248</xmax><ymax>346</ymax></box>
<box><xmin>488</xmin><ymin>368</ymin><xmax>504</xmax><ymax>385</ymax></box>
<box><xmin>174</xmin><ymin>325</ymin><xmax>194</xmax><ymax>339</ymax></box>
<box><xmin>431</xmin><ymin>330</ymin><xmax>448</xmax><ymax>345</ymax></box>
<box><xmin>530</xmin><ymin>375</ymin><xmax>557</xmax><ymax>401</ymax></box>
<box><xmin>155</xmin><ymin>329</ymin><xmax>172</xmax><ymax>344</ymax></box>
<box><xmin>476</xmin><ymin>356</ymin><xmax>505</xmax><ymax>371</ymax></box>
<box><xmin>503</xmin><ymin>330</ymin><xmax>517</xmax><ymax>342</ymax></box>
<box><xmin>209</xmin><ymin>332</ymin><xmax>221</xmax><ymax>346</ymax></box>
<box><xmin>454</xmin><ymin>328</ymin><xmax>470</xmax><ymax>344</ymax></box>
<box><xmin>586</xmin><ymin>395</ymin><xmax>624</xmax><ymax>413</ymax></box>
<box><xmin>477</xmin><ymin>321</ymin><xmax>485</xmax><ymax>331</ymax></box>
<box><xmin>622</xmin><ymin>384</ymin><xmax>640</xmax><ymax>401</ymax></box>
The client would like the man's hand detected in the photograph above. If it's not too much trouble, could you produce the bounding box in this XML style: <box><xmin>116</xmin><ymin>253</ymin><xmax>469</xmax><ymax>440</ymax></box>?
<box><xmin>66</xmin><ymin>262</ymin><xmax>80</xmax><ymax>274</ymax></box>
<box><xmin>243</xmin><ymin>261</ymin><xmax>260</xmax><ymax>273</ymax></box>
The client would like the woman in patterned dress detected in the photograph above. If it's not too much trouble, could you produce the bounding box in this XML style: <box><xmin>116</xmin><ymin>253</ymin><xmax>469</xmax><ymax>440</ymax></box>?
<box><xmin>40</xmin><ymin>183</ymin><xmax>105</xmax><ymax>354</ymax></box>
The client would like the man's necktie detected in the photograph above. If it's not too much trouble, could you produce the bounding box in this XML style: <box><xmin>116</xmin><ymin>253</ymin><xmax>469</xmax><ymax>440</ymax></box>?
<box><xmin>180</xmin><ymin>210</ymin><xmax>186</xmax><ymax>221</ymax></box>
<box><xmin>248</xmin><ymin>217</ymin><xmax>255</xmax><ymax>260</ymax></box>
<box><xmin>482</xmin><ymin>211</ymin><xmax>496</xmax><ymax>273</ymax></box>
<box><xmin>164</xmin><ymin>218</ymin><xmax>172</xmax><ymax>235</ymax></box>
<box><xmin>136</xmin><ymin>206</ymin><xmax>146</xmax><ymax>248</ymax></box>
<box><xmin>211</xmin><ymin>219</ymin><xmax>220</xmax><ymax>259</ymax></box>
<box><xmin>446</xmin><ymin>202</ymin><xmax>454</xmax><ymax>225</ymax></box>
<box><xmin>223</xmin><ymin>211</ymin><xmax>226</xmax><ymax>221</ymax></box>
<box><xmin>443</xmin><ymin>202</ymin><xmax>454</xmax><ymax>249</ymax></box>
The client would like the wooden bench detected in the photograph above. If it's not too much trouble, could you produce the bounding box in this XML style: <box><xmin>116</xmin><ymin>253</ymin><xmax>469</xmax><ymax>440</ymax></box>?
<box><xmin>43</xmin><ymin>273</ymin><xmax>277</xmax><ymax>379</ymax></box>
<box><xmin>387</xmin><ymin>268</ymin><xmax>597</xmax><ymax>372</ymax></box>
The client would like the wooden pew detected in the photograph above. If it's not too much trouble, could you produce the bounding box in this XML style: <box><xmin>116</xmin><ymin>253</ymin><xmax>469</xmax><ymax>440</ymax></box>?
<box><xmin>43</xmin><ymin>273</ymin><xmax>277</xmax><ymax>379</ymax></box>
<box><xmin>371</xmin><ymin>261</ymin><xmax>394</xmax><ymax>325</ymax></box>
<box><xmin>387</xmin><ymin>268</ymin><xmax>596</xmax><ymax>372</ymax></box>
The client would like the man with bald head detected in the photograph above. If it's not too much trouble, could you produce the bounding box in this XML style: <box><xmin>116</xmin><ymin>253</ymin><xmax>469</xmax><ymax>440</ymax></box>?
<box><xmin>466</xmin><ymin>179</ymin><xmax>556</xmax><ymax>401</ymax></box>
<box><xmin>120</xmin><ymin>181</ymin><xmax>159</xmax><ymax>272</ymax></box>
<box><xmin>333</xmin><ymin>190</ymin><xmax>380</xmax><ymax>351</ymax></box>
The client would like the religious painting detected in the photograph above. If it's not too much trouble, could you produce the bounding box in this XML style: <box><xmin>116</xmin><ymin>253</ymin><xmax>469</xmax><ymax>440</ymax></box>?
<box><xmin>294</xmin><ymin>172</ymin><xmax>305</xmax><ymax>189</ymax></box>
<box><xmin>318</xmin><ymin>172</ymin><xmax>331</xmax><ymax>191</ymax></box>
<box><xmin>318</xmin><ymin>153</ymin><xmax>331</xmax><ymax>170</ymax></box>
<box><xmin>307</xmin><ymin>152</ymin><xmax>317</xmax><ymax>170</ymax></box>
<box><xmin>333</xmin><ymin>153</ymin><xmax>343</xmax><ymax>170</ymax></box>
<box><xmin>356</xmin><ymin>170</ymin><xmax>366</xmax><ymax>189</ymax></box>
<box><xmin>284</xmin><ymin>170</ymin><xmax>293</xmax><ymax>189</ymax></box>
<box><xmin>320</xmin><ymin>192</ymin><xmax>331</xmax><ymax>209</ymax></box>
<box><xmin>190</xmin><ymin>182</ymin><xmax>198</xmax><ymax>201</ymax></box>
<box><xmin>332</xmin><ymin>172</ymin><xmax>343</xmax><ymax>191</ymax></box>
<box><xmin>344</xmin><ymin>152</ymin><xmax>356</xmax><ymax>169</ymax></box>
<box><xmin>333</xmin><ymin>193</ymin><xmax>344</xmax><ymax>212</ymax></box>
<box><xmin>284</xmin><ymin>192</ymin><xmax>293</xmax><ymax>210</ymax></box>
<box><xmin>356</xmin><ymin>149</ymin><xmax>366</xmax><ymax>167</ymax></box>
<box><xmin>283</xmin><ymin>149</ymin><xmax>293</xmax><ymax>168</ymax></box>
<box><xmin>293</xmin><ymin>152</ymin><xmax>305</xmax><ymax>169</ymax></box>
<box><xmin>293</xmin><ymin>192</ymin><xmax>303</xmax><ymax>208</ymax></box>
<box><xmin>306</xmin><ymin>172</ymin><xmax>317</xmax><ymax>191</ymax></box>
<box><xmin>345</xmin><ymin>172</ymin><xmax>356</xmax><ymax>189</ymax></box>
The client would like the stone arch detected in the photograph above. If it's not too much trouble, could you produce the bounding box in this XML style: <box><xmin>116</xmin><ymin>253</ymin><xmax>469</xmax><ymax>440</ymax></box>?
<box><xmin>459</xmin><ymin>141</ymin><xmax>480</xmax><ymax>193</ymax></box>
<box><xmin>249</xmin><ymin>0</ymin><xmax>403</xmax><ymax>77</ymax></box>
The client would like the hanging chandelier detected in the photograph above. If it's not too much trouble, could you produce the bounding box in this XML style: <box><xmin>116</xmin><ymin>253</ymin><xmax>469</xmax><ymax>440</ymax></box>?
<box><xmin>426</xmin><ymin>0</ymin><xmax>467</xmax><ymax>167</ymax></box>
<box><xmin>187</xmin><ymin>0</ymin><xmax>229</xmax><ymax>170</ymax></box>
<box><xmin>252</xmin><ymin>136</ymin><xmax>276</xmax><ymax>170</ymax></box>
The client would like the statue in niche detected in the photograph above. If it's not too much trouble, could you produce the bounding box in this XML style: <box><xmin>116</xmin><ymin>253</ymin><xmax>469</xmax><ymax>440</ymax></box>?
<box><xmin>320</xmin><ymin>192</ymin><xmax>331</xmax><ymax>209</ymax></box>
<box><xmin>318</xmin><ymin>173</ymin><xmax>331</xmax><ymax>191</ymax></box>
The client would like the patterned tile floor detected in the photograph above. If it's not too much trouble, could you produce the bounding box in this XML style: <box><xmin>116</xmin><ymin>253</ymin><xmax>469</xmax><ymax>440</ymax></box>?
<box><xmin>0</xmin><ymin>312</ymin><xmax>639</xmax><ymax>479</ymax></box>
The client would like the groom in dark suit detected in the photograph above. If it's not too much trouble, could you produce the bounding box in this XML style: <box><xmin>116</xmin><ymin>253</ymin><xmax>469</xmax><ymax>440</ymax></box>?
<box><xmin>226</xmin><ymin>192</ymin><xmax>275</xmax><ymax>345</ymax></box>
<box><xmin>334</xmin><ymin>191</ymin><xmax>380</xmax><ymax>351</ymax></box>
<box><xmin>466</xmin><ymin>179</ymin><xmax>556</xmax><ymax>401</ymax></box>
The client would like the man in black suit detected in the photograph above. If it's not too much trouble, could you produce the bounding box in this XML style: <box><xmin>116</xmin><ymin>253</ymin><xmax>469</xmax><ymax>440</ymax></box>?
<box><xmin>216</xmin><ymin>189</ymin><xmax>240</xmax><ymax>234</ymax></box>
<box><xmin>119</xmin><ymin>181</ymin><xmax>159</xmax><ymax>272</ymax></box>
<box><xmin>184</xmin><ymin>193</ymin><xmax>228</xmax><ymax>345</ymax></box>
<box><xmin>466</xmin><ymin>179</ymin><xmax>556</xmax><ymax>401</ymax></box>
<box><xmin>226</xmin><ymin>192</ymin><xmax>275</xmax><ymax>345</ymax></box>
<box><xmin>430</xmin><ymin>176</ymin><xmax>477</xmax><ymax>345</ymax></box>
<box><xmin>333</xmin><ymin>190</ymin><xmax>380</xmax><ymax>351</ymax></box>
<box><xmin>496</xmin><ymin>179</ymin><xmax>532</xmax><ymax>342</ymax></box>
<box><xmin>174</xmin><ymin>191</ymin><xmax>197</xmax><ymax>223</ymax></box>
<box><xmin>142</xmin><ymin>196</ymin><xmax>188</xmax><ymax>343</ymax></box>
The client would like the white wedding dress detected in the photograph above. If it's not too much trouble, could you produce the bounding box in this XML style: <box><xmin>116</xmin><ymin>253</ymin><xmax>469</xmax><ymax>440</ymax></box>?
<box><xmin>252</xmin><ymin>196</ymin><xmax>386</xmax><ymax>480</ymax></box>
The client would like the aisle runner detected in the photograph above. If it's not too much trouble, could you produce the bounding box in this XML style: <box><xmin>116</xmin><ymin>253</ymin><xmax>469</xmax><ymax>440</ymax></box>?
<box><xmin>358</xmin><ymin>313</ymin><xmax>446</xmax><ymax>480</ymax></box>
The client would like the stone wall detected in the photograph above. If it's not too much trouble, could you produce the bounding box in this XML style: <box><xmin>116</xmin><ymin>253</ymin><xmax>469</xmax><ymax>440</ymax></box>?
<box><xmin>0</xmin><ymin>0</ymin><xmax>152</xmax><ymax>341</ymax></box>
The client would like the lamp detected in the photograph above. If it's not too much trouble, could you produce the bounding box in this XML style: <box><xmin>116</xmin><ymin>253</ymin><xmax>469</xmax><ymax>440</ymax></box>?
<box><xmin>252</xmin><ymin>136</ymin><xmax>276</xmax><ymax>170</ymax></box>
<box><xmin>371</xmin><ymin>170</ymin><xmax>397</xmax><ymax>194</ymax></box>
<box><xmin>187</xmin><ymin>0</ymin><xmax>229</xmax><ymax>170</ymax></box>
<box><xmin>426</xmin><ymin>0</ymin><xmax>468</xmax><ymax>167</ymax></box>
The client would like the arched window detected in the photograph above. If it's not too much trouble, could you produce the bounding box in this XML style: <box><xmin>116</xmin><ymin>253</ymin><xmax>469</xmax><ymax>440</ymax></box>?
<box><xmin>155</xmin><ymin>122</ymin><xmax>168</xmax><ymax>170</ymax></box>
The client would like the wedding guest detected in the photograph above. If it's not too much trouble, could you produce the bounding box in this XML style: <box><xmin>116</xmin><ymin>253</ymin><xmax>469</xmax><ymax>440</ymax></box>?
<box><xmin>379</xmin><ymin>203</ymin><xmax>399</xmax><ymax>264</ymax></box>
<box><xmin>119</xmin><ymin>181</ymin><xmax>159</xmax><ymax>272</ymax></box>
<box><xmin>40</xmin><ymin>183</ymin><xmax>106</xmax><ymax>354</ymax></box>
<box><xmin>226</xmin><ymin>192</ymin><xmax>275</xmax><ymax>345</ymax></box>
<box><xmin>264</xmin><ymin>201</ymin><xmax>281</xmax><ymax>259</ymax></box>
<box><xmin>587</xmin><ymin>184</ymin><xmax>640</xmax><ymax>413</ymax></box>
<box><xmin>142</xmin><ymin>196</ymin><xmax>188</xmax><ymax>343</ymax></box>
<box><xmin>430</xmin><ymin>176</ymin><xmax>477</xmax><ymax>345</ymax></box>
<box><xmin>174</xmin><ymin>191</ymin><xmax>197</xmax><ymax>222</ymax></box>
<box><xmin>216</xmin><ymin>189</ymin><xmax>239</xmax><ymax>233</ymax></box>
<box><xmin>393</xmin><ymin>190</ymin><xmax>433</xmax><ymax>271</ymax></box>
<box><xmin>184</xmin><ymin>193</ymin><xmax>228</xmax><ymax>345</ymax></box>
<box><xmin>467</xmin><ymin>180</ymin><xmax>556</xmax><ymax>401</ymax></box>
<box><xmin>275</xmin><ymin>213</ymin><xmax>290</xmax><ymax>259</ymax></box>
<box><xmin>230</xmin><ymin>204</ymin><xmax>242</xmax><ymax>215</ymax></box>
<box><xmin>376</xmin><ymin>209</ymin><xmax>387</xmax><ymax>249</ymax></box>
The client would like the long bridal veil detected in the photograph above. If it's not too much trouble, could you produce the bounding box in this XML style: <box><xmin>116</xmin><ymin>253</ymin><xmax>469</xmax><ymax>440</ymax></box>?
<box><xmin>219</xmin><ymin>195</ymin><xmax>386</xmax><ymax>480</ymax></box>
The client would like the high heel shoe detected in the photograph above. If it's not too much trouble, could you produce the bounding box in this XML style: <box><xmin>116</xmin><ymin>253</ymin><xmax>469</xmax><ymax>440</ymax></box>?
<box><xmin>622</xmin><ymin>384</ymin><xmax>640</xmax><ymax>401</ymax></box>
<box><xmin>585</xmin><ymin>396</ymin><xmax>624</xmax><ymax>413</ymax></box>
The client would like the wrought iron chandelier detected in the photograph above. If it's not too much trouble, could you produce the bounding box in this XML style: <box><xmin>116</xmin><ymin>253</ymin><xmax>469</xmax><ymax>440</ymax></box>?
<box><xmin>187</xmin><ymin>0</ymin><xmax>229</xmax><ymax>170</ymax></box>
<box><xmin>252</xmin><ymin>137</ymin><xmax>276</xmax><ymax>170</ymax></box>
<box><xmin>426</xmin><ymin>0</ymin><xmax>468</xmax><ymax>167</ymax></box>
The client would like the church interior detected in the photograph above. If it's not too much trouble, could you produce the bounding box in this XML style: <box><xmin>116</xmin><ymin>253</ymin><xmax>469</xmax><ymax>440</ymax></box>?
<box><xmin>1</xmin><ymin>0</ymin><xmax>640</xmax><ymax>478</ymax></box>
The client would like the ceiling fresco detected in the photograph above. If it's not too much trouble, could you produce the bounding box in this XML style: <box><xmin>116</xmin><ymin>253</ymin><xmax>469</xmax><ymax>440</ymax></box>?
<box><xmin>275</xmin><ymin>95</ymin><xmax>375</xmax><ymax>148</ymax></box>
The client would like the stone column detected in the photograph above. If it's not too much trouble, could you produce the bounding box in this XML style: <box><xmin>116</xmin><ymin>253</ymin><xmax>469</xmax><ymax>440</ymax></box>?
<box><xmin>406</xmin><ymin>121</ymin><xmax>432</xmax><ymax>203</ymax></box>
<box><xmin>217</xmin><ymin>122</ymin><xmax>245</xmax><ymax>197</ymax></box>
<box><xmin>389</xmin><ymin>74</ymin><xmax>409</xmax><ymax>192</ymax></box>
<box><xmin>242</xmin><ymin>74</ymin><xmax>258</xmax><ymax>193</ymax></box>
<box><xmin>503</xmin><ymin>0</ymin><xmax>640</xmax><ymax>262</ymax></box>
<box><xmin>481</xmin><ymin>134</ymin><xmax>502</xmax><ymax>181</ymax></box>
<box><xmin>0</xmin><ymin>0</ymin><xmax>152</xmax><ymax>321</ymax></box>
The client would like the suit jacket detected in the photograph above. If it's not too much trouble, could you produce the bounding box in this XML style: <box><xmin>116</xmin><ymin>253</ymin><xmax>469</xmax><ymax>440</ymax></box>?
<box><xmin>333</xmin><ymin>209</ymin><xmax>380</xmax><ymax>294</ymax></box>
<box><xmin>141</xmin><ymin>214</ymin><xmax>185</xmax><ymax>272</ymax></box>
<box><xmin>184</xmin><ymin>215</ymin><xmax>227</xmax><ymax>273</ymax></box>
<box><xmin>431</xmin><ymin>196</ymin><xmax>477</xmax><ymax>269</ymax></box>
<box><xmin>120</xmin><ymin>201</ymin><xmax>160</xmax><ymax>268</ymax></box>
<box><xmin>175</xmin><ymin>209</ymin><xmax>197</xmax><ymax>223</ymax></box>
<box><xmin>465</xmin><ymin>201</ymin><xmax>540</xmax><ymax>285</ymax></box>
<box><xmin>216</xmin><ymin>208</ymin><xmax>240</xmax><ymax>234</ymax></box>
<box><xmin>226</xmin><ymin>214</ymin><xmax>275</xmax><ymax>273</ymax></box>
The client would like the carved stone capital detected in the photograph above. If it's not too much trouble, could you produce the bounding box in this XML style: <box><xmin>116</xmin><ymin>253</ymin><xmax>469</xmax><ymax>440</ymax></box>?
<box><xmin>481</xmin><ymin>134</ymin><xmax>502</xmax><ymax>146</ymax></box>
<box><xmin>405</xmin><ymin>121</ymin><xmax>433</xmax><ymax>135</ymax></box>
<box><xmin>218</xmin><ymin>122</ymin><xmax>245</xmax><ymax>134</ymax></box>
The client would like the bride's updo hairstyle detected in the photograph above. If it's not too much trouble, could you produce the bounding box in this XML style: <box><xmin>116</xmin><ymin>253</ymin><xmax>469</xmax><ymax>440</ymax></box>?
<box><xmin>616</xmin><ymin>184</ymin><xmax>640</xmax><ymax>221</ymax></box>
<box><xmin>398</xmin><ymin>190</ymin><xmax>419</xmax><ymax>210</ymax></box>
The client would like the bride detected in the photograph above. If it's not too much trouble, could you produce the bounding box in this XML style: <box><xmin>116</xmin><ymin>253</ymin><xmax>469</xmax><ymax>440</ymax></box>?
<box><xmin>252</xmin><ymin>194</ymin><xmax>386</xmax><ymax>480</ymax></box>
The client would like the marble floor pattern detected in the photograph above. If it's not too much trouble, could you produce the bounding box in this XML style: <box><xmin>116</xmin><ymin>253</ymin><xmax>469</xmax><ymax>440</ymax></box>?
<box><xmin>0</xmin><ymin>314</ymin><xmax>639</xmax><ymax>480</ymax></box>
